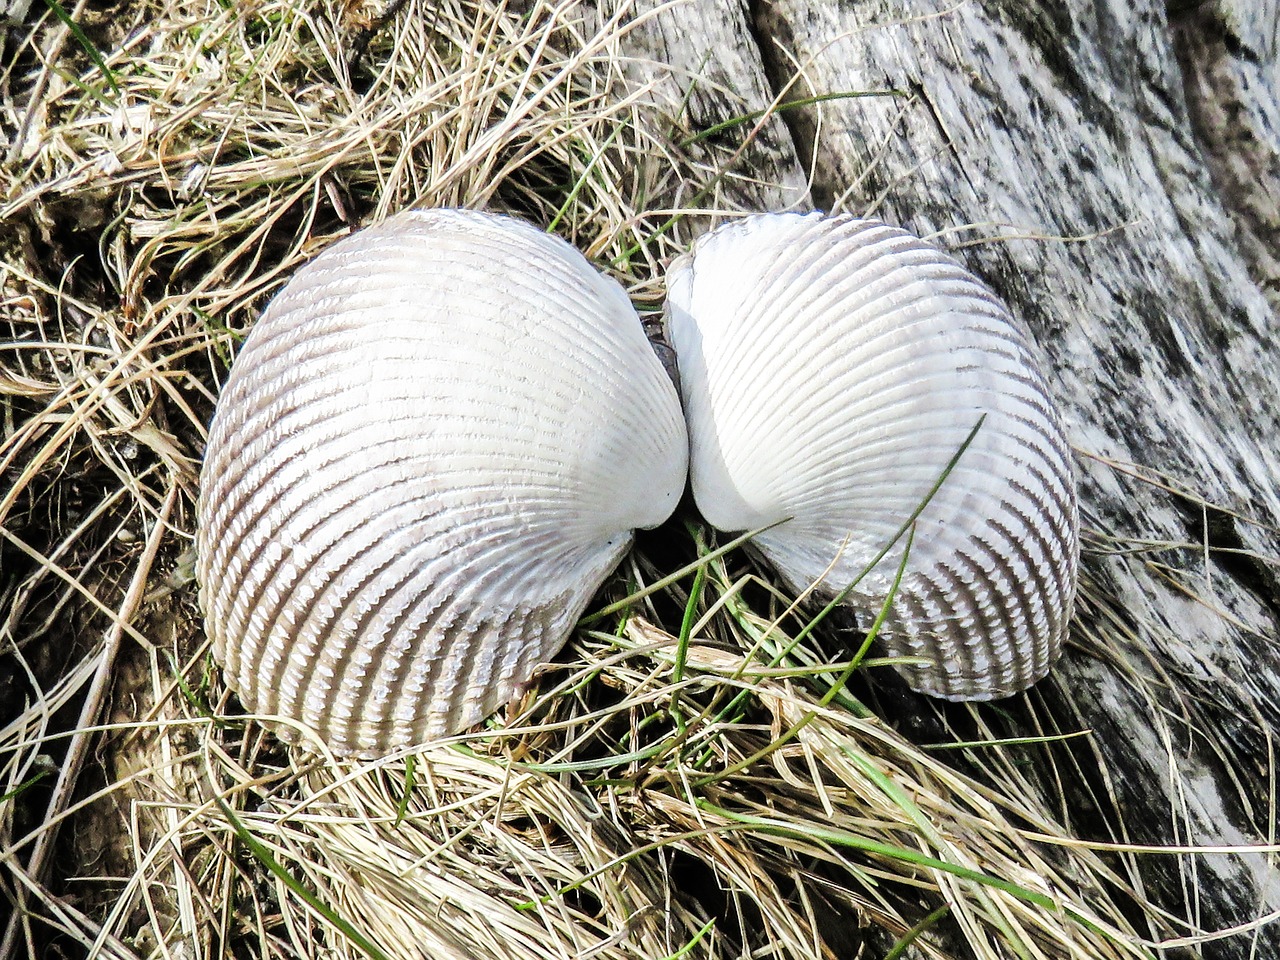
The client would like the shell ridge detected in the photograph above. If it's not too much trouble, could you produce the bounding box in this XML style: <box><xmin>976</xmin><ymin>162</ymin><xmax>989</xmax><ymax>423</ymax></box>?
<box><xmin>199</xmin><ymin>207</ymin><xmax>687</xmax><ymax>754</ymax></box>
<box><xmin>263</xmin><ymin>496</ymin><xmax>582</xmax><ymax>712</ymax></box>
<box><xmin>668</xmin><ymin>211</ymin><xmax>1079</xmax><ymax>700</ymax></box>
<box><xmin>706</xmin><ymin>284</ymin><xmax>1024</xmax><ymax>478</ymax></box>
<box><xmin>209</xmin><ymin>401</ymin><xmax>657</xmax><ymax>622</ymax></box>
<box><xmin>243</xmin><ymin>237</ymin><xmax>678</xmax><ymax>484</ymax></box>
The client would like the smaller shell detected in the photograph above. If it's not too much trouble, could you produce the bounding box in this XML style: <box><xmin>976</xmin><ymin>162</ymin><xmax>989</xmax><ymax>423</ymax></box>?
<box><xmin>197</xmin><ymin>208</ymin><xmax>688</xmax><ymax>756</ymax></box>
<box><xmin>665</xmin><ymin>212</ymin><xmax>1079</xmax><ymax>700</ymax></box>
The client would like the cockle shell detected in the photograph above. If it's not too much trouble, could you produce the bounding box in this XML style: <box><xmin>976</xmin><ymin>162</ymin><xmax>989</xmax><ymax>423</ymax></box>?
<box><xmin>664</xmin><ymin>212</ymin><xmax>1079</xmax><ymax>700</ymax></box>
<box><xmin>197</xmin><ymin>208</ymin><xmax>688</xmax><ymax>757</ymax></box>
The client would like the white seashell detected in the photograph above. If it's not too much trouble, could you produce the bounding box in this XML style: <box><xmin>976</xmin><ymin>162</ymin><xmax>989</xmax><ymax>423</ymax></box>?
<box><xmin>197</xmin><ymin>208</ymin><xmax>688</xmax><ymax>756</ymax></box>
<box><xmin>664</xmin><ymin>212</ymin><xmax>1079</xmax><ymax>700</ymax></box>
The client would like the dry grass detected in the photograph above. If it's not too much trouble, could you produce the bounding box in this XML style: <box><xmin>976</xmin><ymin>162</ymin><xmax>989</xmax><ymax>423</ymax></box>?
<box><xmin>3</xmin><ymin>1</ymin><xmax>1279</xmax><ymax>958</ymax></box>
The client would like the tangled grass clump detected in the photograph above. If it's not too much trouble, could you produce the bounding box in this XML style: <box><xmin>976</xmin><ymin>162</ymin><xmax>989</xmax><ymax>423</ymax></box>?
<box><xmin>3</xmin><ymin>1</ymin><xmax>1279</xmax><ymax>958</ymax></box>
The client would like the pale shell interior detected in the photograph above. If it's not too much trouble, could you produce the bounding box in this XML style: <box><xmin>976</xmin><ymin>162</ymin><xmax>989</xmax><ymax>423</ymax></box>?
<box><xmin>197</xmin><ymin>208</ymin><xmax>688</xmax><ymax>756</ymax></box>
<box><xmin>665</xmin><ymin>212</ymin><xmax>1079</xmax><ymax>700</ymax></box>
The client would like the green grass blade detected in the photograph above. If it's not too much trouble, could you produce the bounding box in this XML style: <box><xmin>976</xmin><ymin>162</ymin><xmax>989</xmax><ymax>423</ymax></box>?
<box><xmin>698</xmin><ymin>800</ymin><xmax>1102</xmax><ymax>926</ymax></box>
<box><xmin>394</xmin><ymin>754</ymin><xmax>416</xmax><ymax>827</ymax></box>
<box><xmin>215</xmin><ymin>796</ymin><xmax>392</xmax><ymax>960</ymax></box>
<box><xmin>581</xmin><ymin>519</ymin><xmax>788</xmax><ymax>624</ymax></box>
<box><xmin>548</xmin><ymin>125</ymin><xmax>623</xmax><ymax>233</ymax></box>
<box><xmin>663</xmin><ymin>918</ymin><xmax>717</xmax><ymax>959</ymax></box>
<box><xmin>42</xmin><ymin>0</ymin><xmax>121</xmax><ymax>97</ymax></box>
<box><xmin>679</xmin><ymin>89</ymin><xmax>904</xmax><ymax>148</ymax></box>
<box><xmin>791</xmin><ymin>414</ymin><xmax>987</xmax><ymax>650</ymax></box>
<box><xmin>0</xmin><ymin>770</ymin><xmax>48</xmax><ymax>803</ymax></box>
<box><xmin>884</xmin><ymin>905</ymin><xmax>950</xmax><ymax>960</ymax></box>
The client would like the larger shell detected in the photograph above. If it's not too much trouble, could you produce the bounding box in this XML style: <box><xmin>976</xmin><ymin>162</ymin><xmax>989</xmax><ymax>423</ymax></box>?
<box><xmin>665</xmin><ymin>213</ymin><xmax>1079</xmax><ymax>700</ymax></box>
<box><xmin>197</xmin><ymin>208</ymin><xmax>688</xmax><ymax>756</ymax></box>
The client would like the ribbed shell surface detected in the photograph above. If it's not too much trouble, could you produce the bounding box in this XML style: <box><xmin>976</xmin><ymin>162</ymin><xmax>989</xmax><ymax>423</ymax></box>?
<box><xmin>197</xmin><ymin>208</ymin><xmax>688</xmax><ymax>756</ymax></box>
<box><xmin>665</xmin><ymin>213</ymin><xmax>1079</xmax><ymax>700</ymax></box>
